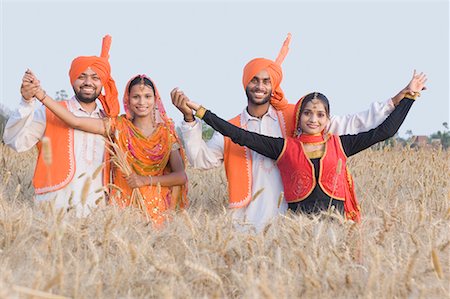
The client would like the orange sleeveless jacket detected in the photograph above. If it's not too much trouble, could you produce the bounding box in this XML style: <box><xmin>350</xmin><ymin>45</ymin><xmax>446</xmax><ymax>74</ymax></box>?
<box><xmin>34</xmin><ymin>101</ymin><xmax>109</xmax><ymax>194</ymax></box>
<box><xmin>34</xmin><ymin>101</ymin><xmax>75</xmax><ymax>194</ymax></box>
<box><xmin>223</xmin><ymin>105</ymin><xmax>296</xmax><ymax>208</ymax></box>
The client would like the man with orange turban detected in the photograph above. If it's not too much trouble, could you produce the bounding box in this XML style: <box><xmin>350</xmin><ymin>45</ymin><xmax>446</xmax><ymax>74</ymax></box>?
<box><xmin>175</xmin><ymin>33</ymin><xmax>400</xmax><ymax>232</ymax></box>
<box><xmin>4</xmin><ymin>35</ymin><xmax>119</xmax><ymax>216</ymax></box>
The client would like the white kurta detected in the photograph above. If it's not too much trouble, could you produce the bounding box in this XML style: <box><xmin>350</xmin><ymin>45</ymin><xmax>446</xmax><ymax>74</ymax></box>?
<box><xmin>3</xmin><ymin>97</ymin><xmax>105</xmax><ymax>216</ymax></box>
<box><xmin>181</xmin><ymin>98</ymin><xmax>395</xmax><ymax>232</ymax></box>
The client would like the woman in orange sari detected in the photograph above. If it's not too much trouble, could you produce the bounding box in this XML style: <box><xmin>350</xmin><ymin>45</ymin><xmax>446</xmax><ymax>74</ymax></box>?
<box><xmin>26</xmin><ymin>72</ymin><xmax>188</xmax><ymax>225</ymax></box>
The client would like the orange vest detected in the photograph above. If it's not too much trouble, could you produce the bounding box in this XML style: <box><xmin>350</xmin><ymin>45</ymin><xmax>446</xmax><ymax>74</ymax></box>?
<box><xmin>277</xmin><ymin>135</ymin><xmax>360</xmax><ymax>222</ymax></box>
<box><xmin>223</xmin><ymin>104</ymin><xmax>296</xmax><ymax>208</ymax></box>
<box><xmin>33</xmin><ymin>101</ymin><xmax>110</xmax><ymax>194</ymax></box>
<box><xmin>34</xmin><ymin>101</ymin><xmax>75</xmax><ymax>194</ymax></box>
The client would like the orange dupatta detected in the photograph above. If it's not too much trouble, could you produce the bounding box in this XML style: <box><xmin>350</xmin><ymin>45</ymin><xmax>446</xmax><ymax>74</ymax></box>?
<box><xmin>109</xmin><ymin>75</ymin><xmax>188</xmax><ymax>224</ymax></box>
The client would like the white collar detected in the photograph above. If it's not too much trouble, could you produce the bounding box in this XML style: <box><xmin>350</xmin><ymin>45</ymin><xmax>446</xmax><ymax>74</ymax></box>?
<box><xmin>69</xmin><ymin>97</ymin><xmax>103</xmax><ymax>116</ymax></box>
<box><xmin>241</xmin><ymin>104</ymin><xmax>278</xmax><ymax>125</ymax></box>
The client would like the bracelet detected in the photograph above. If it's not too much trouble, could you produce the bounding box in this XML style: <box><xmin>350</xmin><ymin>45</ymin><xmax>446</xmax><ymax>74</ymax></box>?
<box><xmin>404</xmin><ymin>91</ymin><xmax>421</xmax><ymax>100</ymax></box>
<box><xmin>194</xmin><ymin>106</ymin><xmax>207</xmax><ymax>119</ymax></box>
<box><xmin>183</xmin><ymin>114</ymin><xmax>195</xmax><ymax>122</ymax></box>
<box><xmin>37</xmin><ymin>90</ymin><xmax>47</xmax><ymax>102</ymax></box>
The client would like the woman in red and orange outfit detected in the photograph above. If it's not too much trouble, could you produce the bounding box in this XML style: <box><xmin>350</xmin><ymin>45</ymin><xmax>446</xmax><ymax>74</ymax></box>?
<box><xmin>172</xmin><ymin>70</ymin><xmax>427</xmax><ymax>222</ymax></box>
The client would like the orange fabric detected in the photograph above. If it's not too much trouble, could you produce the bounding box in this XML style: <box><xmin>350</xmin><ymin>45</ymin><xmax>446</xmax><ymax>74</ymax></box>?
<box><xmin>108</xmin><ymin>75</ymin><xmax>188</xmax><ymax>224</ymax></box>
<box><xmin>223</xmin><ymin>106</ymin><xmax>295</xmax><ymax>208</ymax></box>
<box><xmin>242</xmin><ymin>33</ymin><xmax>292</xmax><ymax>111</ymax></box>
<box><xmin>68</xmin><ymin>35</ymin><xmax>119</xmax><ymax>117</ymax></box>
<box><xmin>109</xmin><ymin>117</ymin><xmax>187</xmax><ymax>225</ymax></box>
<box><xmin>34</xmin><ymin>101</ymin><xmax>75</xmax><ymax>194</ymax></box>
<box><xmin>223</xmin><ymin>34</ymin><xmax>295</xmax><ymax>208</ymax></box>
<box><xmin>223</xmin><ymin>116</ymin><xmax>252</xmax><ymax>208</ymax></box>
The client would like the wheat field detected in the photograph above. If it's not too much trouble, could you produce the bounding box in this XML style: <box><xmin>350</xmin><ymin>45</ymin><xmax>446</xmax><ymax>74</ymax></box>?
<box><xmin>0</xmin><ymin>142</ymin><xmax>448</xmax><ymax>299</ymax></box>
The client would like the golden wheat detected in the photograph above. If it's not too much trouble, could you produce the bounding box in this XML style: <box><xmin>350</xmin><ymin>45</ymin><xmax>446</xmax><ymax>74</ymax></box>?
<box><xmin>0</xmin><ymin>144</ymin><xmax>448</xmax><ymax>298</ymax></box>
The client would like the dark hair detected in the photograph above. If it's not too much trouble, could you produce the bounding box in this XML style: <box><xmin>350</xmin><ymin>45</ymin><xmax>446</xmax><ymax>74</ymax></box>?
<box><xmin>128</xmin><ymin>76</ymin><xmax>156</xmax><ymax>94</ymax></box>
<box><xmin>299</xmin><ymin>92</ymin><xmax>330</xmax><ymax>117</ymax></box>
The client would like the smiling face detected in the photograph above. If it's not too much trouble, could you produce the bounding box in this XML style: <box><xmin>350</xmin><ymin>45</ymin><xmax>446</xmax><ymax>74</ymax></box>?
<box><xmin>245</xmin><ymin>69</ymin><xmax>272</xmax><ymax>106</ymax></box>
<box><xmin>299</xmin><ymin>99</ymin><xmax>330</xmax><ymax>135</ymax></box>
<box><xmin>72</xmin><ymin>67</ymin><xmax>103</xmax><ymax>103</ymax></box>
<box><xmin>128</xmin><ymin>83</ymin><xmax>155</xmax><ymax>119</ymax></box>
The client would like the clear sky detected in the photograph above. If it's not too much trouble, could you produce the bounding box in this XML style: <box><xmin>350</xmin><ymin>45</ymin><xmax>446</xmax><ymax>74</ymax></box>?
<box><xmin>1</xmin><ymin>0</ymin><xmax>449</xmax><ymax>137</ymax></box>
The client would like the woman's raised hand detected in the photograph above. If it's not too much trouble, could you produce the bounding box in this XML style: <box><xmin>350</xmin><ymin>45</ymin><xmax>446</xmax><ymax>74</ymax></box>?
<box><xmin>391</xmin><ymin>70</ymin><xmax>427</xmax><ymax>106</ymax></box>
<box><xmin>407</xmin><ymin>70</ymin><xmax>427</xmax><ymax>94</ymax></box>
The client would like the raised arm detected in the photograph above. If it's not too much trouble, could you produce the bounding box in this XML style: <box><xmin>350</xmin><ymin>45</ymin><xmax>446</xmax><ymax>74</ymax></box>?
<box><xmin>340</xmin><ymin>70</ymin><xmax>427</xmax><ymax>156</ymax></box>
<box><xmin>171</xmin><ymin>88</ymin><xmax>285</xmax><ymax>160</ymax></box>
<box><xmin>328</xmin><ymin>70</ymin><xmax>427</xmax><ymax>136</ymax></box>
<box><xmin>25</xmin><ymin>70</ymin><xmax>106</xmax><ymax>136</ymax></box>
<box><xmin>327</xmin><ymin>99</ymin><xmax>395</xmax><ymax>135</ymax></box>
<box><xmin>170</xmin><ymin>88</ymin><xmax>225</xmax><ymax>169</ymax></box>
<box><xmin>3</xmin><ymin>72</ymin><xmax>46</xmax><ymax>152</ymax></box>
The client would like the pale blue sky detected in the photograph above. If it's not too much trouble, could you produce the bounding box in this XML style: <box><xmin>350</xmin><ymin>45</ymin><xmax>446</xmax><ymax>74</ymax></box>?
<box><xmin>1</xmin><ymin>0</ymin><xmax>449</xmax><ymax>137</ymax></box>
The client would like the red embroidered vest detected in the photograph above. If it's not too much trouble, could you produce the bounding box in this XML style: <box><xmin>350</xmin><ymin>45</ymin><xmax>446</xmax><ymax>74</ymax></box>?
<box><xmin>277</xmin><ymin>135</ymin><xmax>360</xmax><ymax>222</ymax></box>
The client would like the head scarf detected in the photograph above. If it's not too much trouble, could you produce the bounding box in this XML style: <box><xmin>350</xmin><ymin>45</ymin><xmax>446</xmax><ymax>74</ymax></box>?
<box><xmin>69</xmin><ymin>35</ymin><xmax>119</xmax><ymax>117</ymax></box>
<box><xmin>122</xmin><ymin>74</ymin><xmax>188</xmax><ymax>210</ymax></box>
<box><xmin>242</xmin><ymin>33</ymin><xmax>292</xmax><ymax>110</ymax></box>
<box><xmin>123</xmin><ymin>74</ymin><xmax>186</xmax><ymax>158</ymax></box>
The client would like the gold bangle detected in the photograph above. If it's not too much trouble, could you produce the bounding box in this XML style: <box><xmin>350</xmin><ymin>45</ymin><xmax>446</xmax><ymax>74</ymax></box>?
<box><xmin>404</xmin><ymin>91</ymin><xmax>421</xmax><ymax>100</ymax></box>
<box><xmin>195</xmin><ymin>106</ymin><xmax>207</xmax><ymax>119</ymax></box>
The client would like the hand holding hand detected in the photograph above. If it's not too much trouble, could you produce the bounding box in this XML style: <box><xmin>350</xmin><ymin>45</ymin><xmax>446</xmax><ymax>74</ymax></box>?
<box><xmin>21</xmin><ymin>69</ymin><xmax>41</xmax><ymax>102</ymax></box>
<box><xmin>170</xmin><ymin>88</ymin><xmax>195</xmax><ymax>122</ymax></box>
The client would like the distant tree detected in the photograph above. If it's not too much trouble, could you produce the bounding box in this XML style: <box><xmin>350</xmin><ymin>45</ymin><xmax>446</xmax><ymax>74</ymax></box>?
<box><xmin>405</xmin><ymin>129</ymin><xmax>415</xmax><ymax>147</ymax></box>
<box><xmin>202</xmin><ymin>121</ymin><xmax>214</xmax><ymax>141</ymax></box>
<box><xmin>430</xmin><ymin>122</ymin><xmax>450</xmax><ymax>149</ymax></box>
<box><xmin>55</xmin><ymin>89</ymin><xmax>68</xmax><ymax>101</ymax></box>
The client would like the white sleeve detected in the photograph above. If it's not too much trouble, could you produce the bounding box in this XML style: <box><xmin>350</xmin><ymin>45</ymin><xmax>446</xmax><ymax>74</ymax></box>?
<box><xmin>327</xmin><ymin>98</ymin><xmax>395</xmax><ymax>135</ymax></box>
<box><xmin>3</xmin><ymin>98</ymin><xmax>46</xmax><ymax>152</ymax></box>
<box><xmin>180</xmin><ymin>119</ymin><xmax>224</xmax><ymax>169</ymax></box>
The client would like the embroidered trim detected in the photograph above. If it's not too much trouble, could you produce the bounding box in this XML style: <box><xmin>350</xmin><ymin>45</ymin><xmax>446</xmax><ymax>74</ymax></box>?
<box><xmin>229</xmin><ymin>112</ymin><xmax>253</xmax><ymax>209</ymax></box>
<box><xmin>317</xmin><ymin>137</ymin><xmax>346</xmax><ymax>201</ymax></box>
<box><xmin>35</xmin><ymin>100</ymin><xmax>76</xmax><ymax>194</ymax></box>
<box><xmin>277</xmin><ymin>110</ymin><xmax>288</xmax><ymax>138</ymax></box>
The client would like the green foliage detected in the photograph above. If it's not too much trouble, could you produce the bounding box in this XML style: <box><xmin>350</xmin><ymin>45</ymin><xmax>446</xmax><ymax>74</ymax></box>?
<box><xmin>55</xmin><ymin>89</ymin><xmax>68</xmax><ymax>101</ymax></box>
<box><xmin>202</xmin><ymin>121</ymin><xmax>215</xmax><ymax>141</ymax></box>
<box><xmin>430</xmin><ymin>122</ymin><xmax>450</xmax><ymax>149</ymax></box>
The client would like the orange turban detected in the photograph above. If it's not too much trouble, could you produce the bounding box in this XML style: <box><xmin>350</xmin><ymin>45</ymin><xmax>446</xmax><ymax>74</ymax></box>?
<box><xmin>242</xmin><ymin>33</ymin><xmax>292</xmax><ymax>110</ymax></box>
<box><xmin>69</xmin><ymin>35</ymin><xmax>119</xmax><ymax>117</ymax></box>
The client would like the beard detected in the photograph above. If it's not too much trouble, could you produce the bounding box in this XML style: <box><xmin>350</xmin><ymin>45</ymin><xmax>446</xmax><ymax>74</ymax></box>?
<box><xmin>74</xmin><ymin>86</ymin><xmax>101</xmax><ymax>104</ymax></box>
<box><xmin>245</xmin><ymin>87</ymin><xmax>271</xmax><ymax>106</ymax></box>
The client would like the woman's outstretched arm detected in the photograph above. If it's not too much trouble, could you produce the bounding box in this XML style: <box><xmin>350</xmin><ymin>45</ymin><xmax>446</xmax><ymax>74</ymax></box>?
<box><xmin>171</xmin><ymin>88</ymin><xmax>285</xmax><ymax>160</ymax></box>
<box><xmin>340</xmin><ymin>70</ymin><xmax>427</xmax><ymax>156</ymax></box>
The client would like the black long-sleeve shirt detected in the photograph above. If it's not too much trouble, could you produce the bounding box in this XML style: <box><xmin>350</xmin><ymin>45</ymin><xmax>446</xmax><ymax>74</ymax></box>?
<box><xmin>202</xmin><ymin>98</ymin><xmax>414</xmax><ymax>214</ymax></box>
